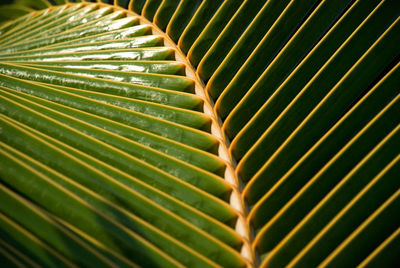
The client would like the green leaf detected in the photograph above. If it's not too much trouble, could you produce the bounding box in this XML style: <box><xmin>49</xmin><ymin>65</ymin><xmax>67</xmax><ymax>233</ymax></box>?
<box><xmin>0</xmin><ymin>0</ymin><xmax>398</xmax><ymax>267</ymax></box>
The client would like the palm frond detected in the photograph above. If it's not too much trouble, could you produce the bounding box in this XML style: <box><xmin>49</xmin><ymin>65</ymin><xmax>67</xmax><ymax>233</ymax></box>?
<box><xmin>0</xmin><ymin>0</ymin><xmax>399</xmax><ymax>267</ymax></box>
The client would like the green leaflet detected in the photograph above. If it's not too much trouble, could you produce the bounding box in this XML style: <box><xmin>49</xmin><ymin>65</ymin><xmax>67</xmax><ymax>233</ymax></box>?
<box><xmin>0</xmin><ymin>187</ymin><xmax>123</xmax><ymax>268</ymax></box>
<box><xmin>320</xmin><ymin>177</ymin><xmax>400</xmax><ymax>267</ymax></box>
<box><xmin>0</xmin><ymin>87</ymin><xmax>226</xmax><ymax>196</ymax></box>
<box><xmin>358</xmin><ymin>227</ymin><xmax>400</xmax><ymax>268</ymax></box>
<box><xmin>142</xmin><ymin>0</ymin><xmax>162</xmax><ymax>22</ymax></box>
<box><xmin>0</xmin><ymin>4</ymin><xmax>74</xmax><ymax>44</ymax></box>
<box><xmin>188</xmin><ymin>0</ymin><xmax>243</xmax><ymax>68</ymax></box>
<box><xmin>248</xmin><ymin>63</ymin><xmax>400</xmax><ymax>231</ymax></box>
<box><xmin>253</xmin><ymin>95</ymin><xmax>400</xmax><ymax>254</ymax></box>
<box><xmin>153</xmin><ymin>0</ymin><xmax>180</xmax><ymax>31</ymax></box>
<box><xmin>166</xmin><ymin>0</ymin><xmax>202</xmax><ymax>42</ymax></box>
<box><xmin>0</xmin><ymin>16</ymin><xmax>141</xmax><ymax>52</ymax></box>
<box><xmin>0</xmin><ymin>24</ymin><xmax>151</xmax><ymax>55</ymax></box>
<box><xmin>14</xmin><ymin>60</ymin><xmax>187</xmax><ymax>75</ymax></box>
<box><xmin>3</xmin><ymin>116</ymin><xmax>239</xmax><ymax>248</ymax></box>
<box><xmin>0</xmin><ymin>63</ymin><xmax>204</xmax><ymax>110</ymax></box>
<box><xmin>222</xmin><ymin>0</ymin><xmax>355</xmax><ymax>137</ymax></box>
<box><xmin>177</xmin><ymin>0</ymin><xmax>223</xmax><ymax>54</ymax></box>
<box><xmin>196</xmin><ymin>0</ymin><xmax>268</xmax><ymax>78</ymax></box>
<box><xmin>229</xmin><ymin>0</ymin><xmax>383</xmax><ymax>160</ymax></box>
<box><xmin>215</xmin><ymin>0</ymin><xmax>321</xmax><ymax>119</ymax></box>
<box><xmin>0</xmin><ymin>47</ymin><xmax>175</xmax><ymax>62</ymax></box>
<box><xmin>262</xmin><ymin>131</ymin><xmax>400</xmax><ymax>267</ymax></box>
<box><xmin>0</xmin><ymin>143</ymin><xmax>223</xmax><ymax>268</ymax></box>
<box><xmin>1</xmin><ymin>0</ymin><xmax>398</xmax><ymax>266</ymax></box>
<box><xmin>202</xmin><ymin>0</ymin><xmax>291</xmax><ymax>96</ymax></box>
<box><xmin>22</xmin><ymin>65</ymin><xmax>196</xmax><ymax>93</ymax></box>
<box><xmin>1</xmin><ymin>4</ymin><xmax>97</xmax><ymax>47</ymax></box>
<box><xmin>0</xmin><ymin>4</ymin><xmax>248</xmax><ymax>266</ymax></box>
<box><xmin>0</xmin><ymin>5</ymin><xmax>33</xmax><ymax>24</ymax></box>
<box><xmin>237</xmin><ymin>2</ymin><xmax>400</xmax><ymax>185</ymax></box>
<box><xmin>0</xmin><ymin>144</ymin><xmax>182</xmax><ymax>267</ymax></box>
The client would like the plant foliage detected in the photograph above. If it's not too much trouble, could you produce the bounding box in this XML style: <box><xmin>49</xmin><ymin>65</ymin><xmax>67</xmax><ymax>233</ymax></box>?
<box><xmin>0</xmin><ymin>0</ymin><xmax>399</xmax><ymax>267</ymax></box>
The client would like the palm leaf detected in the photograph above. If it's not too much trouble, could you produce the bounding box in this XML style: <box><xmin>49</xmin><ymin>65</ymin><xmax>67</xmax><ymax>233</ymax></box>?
<box><xmin>0</xmin><ymin>0</ymin><xmax>398</xmax><ymax>267</ymax></box>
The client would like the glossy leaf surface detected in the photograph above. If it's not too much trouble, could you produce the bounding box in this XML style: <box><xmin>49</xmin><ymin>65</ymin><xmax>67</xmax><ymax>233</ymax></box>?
<box><xmin>0</xmin><ymin>0</ymin><xmax>398</xmax><ymax>267</ymax></box>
